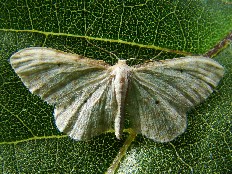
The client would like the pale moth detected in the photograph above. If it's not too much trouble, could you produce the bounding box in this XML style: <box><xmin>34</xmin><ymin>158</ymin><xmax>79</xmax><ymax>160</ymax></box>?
<box><xmin>10</xmin><ymin>47</ymin><xmax>224</xmax><ymax>142</ymax></box>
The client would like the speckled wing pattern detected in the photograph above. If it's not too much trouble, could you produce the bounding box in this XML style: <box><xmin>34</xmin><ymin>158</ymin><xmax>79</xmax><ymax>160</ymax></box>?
<box><xmin>126</xmin><ymin>56</ymin><xmax>224</xmax><ymax>142</ymax></box>
<box><xmin>10</xmin><ymin>47</ymin><xmax>117</xmax><ymax>140</ymax></box>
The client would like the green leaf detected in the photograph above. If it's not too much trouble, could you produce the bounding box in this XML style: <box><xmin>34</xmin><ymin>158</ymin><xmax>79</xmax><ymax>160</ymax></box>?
<box><xmin>0</xmin><ymin>0</ymin><xmax>231</xmax><ymax>173</ymax></box>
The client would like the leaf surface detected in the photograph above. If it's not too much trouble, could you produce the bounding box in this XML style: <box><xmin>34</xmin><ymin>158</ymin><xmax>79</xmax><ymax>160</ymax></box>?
<box><xmin>0</xmin><ymin>0</ymin><xmax>231</xmax><ymax>173</ymax></box>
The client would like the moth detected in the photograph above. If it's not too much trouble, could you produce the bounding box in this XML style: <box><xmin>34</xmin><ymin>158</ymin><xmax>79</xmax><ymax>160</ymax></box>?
<box><xmin>10</xmin><ymin>47</ymin><xmax>224</xmax><ymax>142</ymax></box>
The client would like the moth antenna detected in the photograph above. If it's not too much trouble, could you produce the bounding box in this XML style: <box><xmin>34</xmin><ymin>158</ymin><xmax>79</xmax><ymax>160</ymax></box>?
<box><xmin>127</xmin><ymin>57</ymin><xmax>144</xmax><ymax>61</ymax></box>
<box><xmin>85</xmin><ymin>38</ymin><xmax>120</xmax><ymax>61</ymax></box>
<box><xmin>150</xmin><ymin>50</ymin><xmax>164</xmax><ymax>60</ymax></box>
<box><xmin>63</xmin><ymin>47</ymin><xmax>76</xmax><ymax>54</ymax></box>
